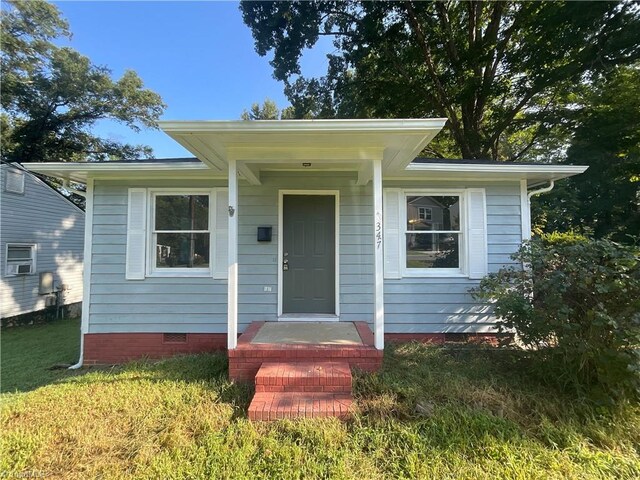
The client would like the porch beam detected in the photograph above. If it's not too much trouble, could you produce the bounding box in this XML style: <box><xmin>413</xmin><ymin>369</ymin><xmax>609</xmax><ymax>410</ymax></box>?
<box><xmin>238</xmin><ymin>162</ymin><xmax>261</xmax><ymax>185</ymax></box>
<box><xmin>227</xmin><ymin>146</ymin><xmax>384</xmax><ymax>163</ymax></box>
<box><xmin>356</xmin><ymin>162</ymin><xmax>373</xmax><ymax>186</ymax></box>
<box><xmin>228</xmin><ymin>158</ymin><xmax>239</xmax><ymax>349</ymax></box>
<box><xmin>372</xmin><ymin>158</ymin><xmax>385</xmax><ymax>350</ymax></box>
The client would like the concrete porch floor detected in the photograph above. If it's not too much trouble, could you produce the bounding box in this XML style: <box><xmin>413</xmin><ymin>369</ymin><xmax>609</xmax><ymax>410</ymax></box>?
<box><xmin>250</xmin><ymin>322</ymin><xmax>363</xmax><ymax>345</ymax></box>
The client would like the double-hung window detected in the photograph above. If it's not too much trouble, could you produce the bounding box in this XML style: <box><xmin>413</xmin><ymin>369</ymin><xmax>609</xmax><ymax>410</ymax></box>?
<box><xmin>405</xmin><ymin>193</ymin><xmax>463</xmax><ymax>275</ymax></box>
<box><xmin>384</xmin><ymin>188</ymin><xmax>487</xmax><ymax>279</ymax></box>
<box><xmin>126</xmin><ymin>187</ymin><xmax>227</xmax><ymax>280</ymax></box>
<box><xmin>150</xmin><ymin>192</ymin><xmax>212</xmax><ymax>274</ymax></box>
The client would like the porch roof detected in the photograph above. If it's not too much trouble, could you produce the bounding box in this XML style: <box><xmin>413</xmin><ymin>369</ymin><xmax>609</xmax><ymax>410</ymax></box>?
<box><xmin>25</xmin><ymin>118</ymin><xmax>587</xmax><ymax>186</ymax></box>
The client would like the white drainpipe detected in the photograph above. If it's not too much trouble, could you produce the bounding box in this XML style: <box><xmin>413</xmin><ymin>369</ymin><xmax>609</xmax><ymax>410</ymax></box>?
<box><xmin>521</xmin><ymin>180</ymin><xmax>555</xmax><ymax>242</ymax></box>
<box><xmin>528</xmin><ymin>180</ymin><xmax>555</xmax><ymax>200</ymax></box>
<box><xmin>68</xmin><ymin>335</ymin><xmax>84</xmax><ymax>369</ymax></box>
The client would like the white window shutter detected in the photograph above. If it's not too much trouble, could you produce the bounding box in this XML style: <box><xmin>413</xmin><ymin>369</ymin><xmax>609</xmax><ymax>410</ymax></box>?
<box><xmin>126</xmin><ymin>188</ymin><xmax>147</xmax><ymax>280</ymax></box>
<box><xmin>213</xmin><ymin>189</ymin><xmax>228</xmax><ymax>279</ymax></box>
<box><xmin>466</xmin><ymin>189</ymin><xmax>488</xmax><ymax>279</ymax></box>
<box><xmin>383</xmin><ymin>189</ymin><xmax>402</xmax><ymax>279</ymax></box>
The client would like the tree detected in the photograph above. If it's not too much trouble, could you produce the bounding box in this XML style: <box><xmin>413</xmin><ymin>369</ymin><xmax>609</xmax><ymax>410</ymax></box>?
<box><xmin>533</xmin><ymin>65</ymin><xmax>640</xmax><ymax>241</ymax></box>
<box><xmin>241</xmin><ymin>98</ymin><xmax>286</xmax><ymax>120</ymax></box>
<box><xmin>1</xmin><ymin>0</ymin><xmax>165</xmax><ymax>163</ymax></box>
<box><xmin>240</xmin><ymin>1</ymin><xmax>640</xmax><ymax>160</ymax></box>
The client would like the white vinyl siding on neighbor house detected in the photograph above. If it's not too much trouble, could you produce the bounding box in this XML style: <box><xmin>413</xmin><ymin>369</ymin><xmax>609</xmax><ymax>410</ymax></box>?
<box><xmin>0</xmin><ymin>165</ymin><xmax>84</xmax><ymax>318</ymax></box>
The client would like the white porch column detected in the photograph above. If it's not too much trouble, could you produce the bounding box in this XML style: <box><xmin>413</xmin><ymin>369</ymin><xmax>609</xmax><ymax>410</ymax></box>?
<box><xmin>373</xmin><ymin>158</ymin><xmax>385</xmax><ymax>349</ymax></box>
<box><xmin>228</xmin><ymin>159</ymin><xmax>239</xmax><ymax>349</ymax></box>
<box><xmin>520</xmin><ymin>179</ymin><xmax>532</xmax><ymax>242</ymax></box>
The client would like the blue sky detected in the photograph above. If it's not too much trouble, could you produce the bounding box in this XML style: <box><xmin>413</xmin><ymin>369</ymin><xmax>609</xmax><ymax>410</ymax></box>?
<box><xmin>52</xmin><ymin>1</ymin><xmax>332</xmax><ymax>158</ymax></box>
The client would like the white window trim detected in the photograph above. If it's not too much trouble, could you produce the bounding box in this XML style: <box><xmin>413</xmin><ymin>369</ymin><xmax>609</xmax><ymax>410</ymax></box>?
<box><xmin>5</xmin><ymin>243</ymin><xmax>37</xmax><ymax>276</ymax></box>
<box><xmin>146</xmin><ymin>188</ymin><xmax>216</xmax><ymax>278</ymax></box>
<box><xmin>401</xmin><ymin>189</ymin><xmax>468</xmax><ymax>278</ymax></box>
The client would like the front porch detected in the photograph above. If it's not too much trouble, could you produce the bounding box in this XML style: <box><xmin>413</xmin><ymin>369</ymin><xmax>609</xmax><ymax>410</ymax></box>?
<box><xmin>228</xmin><ymin>321</ymin><xmax>383</xmax><ymax>382</ymax></box>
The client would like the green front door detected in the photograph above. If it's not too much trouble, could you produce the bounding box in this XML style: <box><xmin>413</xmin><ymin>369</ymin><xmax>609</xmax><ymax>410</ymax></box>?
<box><xmin>282</xmin><ymin>195</ymin><xmax>336</xmax><ymax>314</ymax></box>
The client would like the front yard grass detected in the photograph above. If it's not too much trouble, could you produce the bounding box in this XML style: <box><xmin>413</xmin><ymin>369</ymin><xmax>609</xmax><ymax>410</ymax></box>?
<box><xmin>1</xmin><ymin>317</ymin><xmax>80</xmax><ymax>393</ymax></box>
<box><xmin>1</xmin><ymin>321</ymin><xmax>638</xmax><ymax>479</ymax></box>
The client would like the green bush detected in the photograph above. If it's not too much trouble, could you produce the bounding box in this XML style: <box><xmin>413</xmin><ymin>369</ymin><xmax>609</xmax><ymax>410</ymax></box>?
<box><xmin>473</xmin><ymin>232</ymin><xmax>640</xmax><ymax>403</ymax></box>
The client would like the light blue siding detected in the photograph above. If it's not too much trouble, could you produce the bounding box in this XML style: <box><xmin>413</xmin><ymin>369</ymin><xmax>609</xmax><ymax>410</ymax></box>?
<box><xmin>237</xmin><ymin>172</ymin><xmax>373</xmax><ymax>330</ymax></box>
<box><xmin>88</xmin><ymin>179</ymin><xmax>228</xmax><ymax>334</ymax></box>
<box><xmin>0</xmin><ymin>165</ymin><xmax>85</xmax><ymax>317</ymax></box>
<box><xmin>89</xmin><ymin>173</ymin><xmax>374</xmax><ymax>333</ymax></box>
<box><xmin>383</xmin><ymin>180</ymin><xmax>523</xmax><ymax>333</ymax></box>
<box><xmin>87</xmin><ymin>174</ymin><xmax>523</xmax><ymax>336</ymax></box>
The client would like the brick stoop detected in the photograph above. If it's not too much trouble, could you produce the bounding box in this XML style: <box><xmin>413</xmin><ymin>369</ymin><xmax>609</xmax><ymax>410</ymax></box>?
<box><xmin>248</xmin><ymin>361</ymin><xmax>354</xmax><ymax>421</ymax></box>
<box><xmin>229</xmin><ymin>321</ymin><xmax>383</xmax><ymax>382</ymax></box>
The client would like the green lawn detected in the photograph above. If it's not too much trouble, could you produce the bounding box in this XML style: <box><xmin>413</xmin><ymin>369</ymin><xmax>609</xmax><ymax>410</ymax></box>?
<box><xmin>1</xmin><ymin>321</ymin><xmax>638</xmax><ymax>479</ymax></box>
<box><xmin>1</xmin><ymin>318</ymin><xmax>81</xmax><ymax>393</ymax></box>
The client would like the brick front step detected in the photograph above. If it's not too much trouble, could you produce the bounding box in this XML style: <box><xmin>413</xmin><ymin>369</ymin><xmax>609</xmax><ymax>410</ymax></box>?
<box><xmin>229</xmin><ymin>321</ymin><xmax>382</xmax><ymax>382</ymax></box>
<box><xmin>255</xmin><ymin>362</ymin><xmax>352</xmax><ymax>393</ymax></box>
<box><xmin>248</xmin><ymin>392</ymin><xmax>353</xmax><ymax>421</ymax></box>
<box><xmin>249</xmin><ymin>361</ymin><xmax>354</xmax><ymax>421</ymax></box>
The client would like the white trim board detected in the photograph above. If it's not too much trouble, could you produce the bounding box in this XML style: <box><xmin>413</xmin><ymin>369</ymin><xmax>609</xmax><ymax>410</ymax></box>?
<box><xmin>145</xmin><ymin>188</ymin><xmax>217</xmax><ymax>278</ymax></box>
<box><xmin>277</xmin><ymin>190</ymin><xmax>341</xmax><ymax>319</ymax></box>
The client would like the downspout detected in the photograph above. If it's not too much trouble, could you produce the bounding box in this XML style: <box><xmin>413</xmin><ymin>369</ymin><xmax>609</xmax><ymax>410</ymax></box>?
<box><xmin>69</xmin><ymin>177</ymin><xmax>93</xmax><ymax>370</ymax></box>
<box><xmin>521</xmin><ymin>180</ymin><xmax>555</xmax><ymax>243</ymax></box>
<box><xmin>528</xmin><ymin>180</ymin><xmax>555</xmax><ymax>200</ymax></box>
<box><xmin>68</xmin><ymin>335</ymin><xmax>84</xmax><ymax>369</ymax></box>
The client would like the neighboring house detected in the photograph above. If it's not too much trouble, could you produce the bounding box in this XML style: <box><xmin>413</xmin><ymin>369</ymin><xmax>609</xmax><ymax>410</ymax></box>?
<box><xmin>0</xmin><ymin>163</ymin><xmax>85</xmax><ymax>320</ymax></box>
<box><xmin>28</xmin><ymin>119</ymin><xmax>587</xmax><ymax>371</ymax></box>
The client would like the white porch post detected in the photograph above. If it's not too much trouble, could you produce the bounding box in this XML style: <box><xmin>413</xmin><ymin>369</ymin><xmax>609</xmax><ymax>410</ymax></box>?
<box><xmin>520</xmin><ymin>179</ymin><xmax>532</xmax><ymax>242</ymax></box>
<box><xmin>373</xmin><ymin>158</ymin><xmax>385</xmax><ymax>349</ymax></box>
<box><xmin>228</xmin><ymin>158</ymin><xmax>238</xmax><ymax>349</ymax></box>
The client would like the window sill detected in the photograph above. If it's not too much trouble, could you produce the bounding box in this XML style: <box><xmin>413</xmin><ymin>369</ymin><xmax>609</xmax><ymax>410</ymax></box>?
<box><xmin>147</xmin><ymin>270</ymin><xmax>212</xmax><ymax>278</ymax></box>
<box><xmin>401</xmin><ymin>270</ymin><xmax>468</xmax><ymax>278</ymax></box>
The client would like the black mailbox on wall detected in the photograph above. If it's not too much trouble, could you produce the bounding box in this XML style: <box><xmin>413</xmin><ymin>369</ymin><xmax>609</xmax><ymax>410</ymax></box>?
<box><xmin>257</xmin><ymin>226</ymin><xmax>272</xmax><ymax>242</ymax></box>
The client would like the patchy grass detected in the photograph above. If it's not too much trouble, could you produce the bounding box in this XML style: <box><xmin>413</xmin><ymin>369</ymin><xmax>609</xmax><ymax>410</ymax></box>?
<box><xmin>1</xmin><ymin>324</ymin><xmax>638</xmax><ymax>479</ymax></box>
<box><xmin>1</xmin><ymin>318</ymin><xmax>80</xmax><ymax>393</ymax></box>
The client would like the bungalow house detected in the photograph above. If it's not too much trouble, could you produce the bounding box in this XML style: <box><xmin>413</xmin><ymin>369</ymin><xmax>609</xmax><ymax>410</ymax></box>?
<box><xmin>28</xmin><ymin>119</ymin><xmax>586</xmax><ymax>419</ymax></box>
<box><xmin>1</xmin><ymin>162</ymin><xmax>84</xmax><ymax>322</ymax></box>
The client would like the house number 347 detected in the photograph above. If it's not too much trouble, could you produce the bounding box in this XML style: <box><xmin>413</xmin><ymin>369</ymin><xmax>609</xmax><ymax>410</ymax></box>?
<box><xmin>375</xmin><ymin>213</ymin><xmax>382</xmax><ymax>250</ymax></box>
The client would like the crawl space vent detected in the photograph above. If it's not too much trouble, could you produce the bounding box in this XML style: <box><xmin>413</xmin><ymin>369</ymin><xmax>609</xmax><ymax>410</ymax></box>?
<box><xmin>163</xmin><ymin>333</ymin><xmax>187</xmax><ymax>343</ymax></box>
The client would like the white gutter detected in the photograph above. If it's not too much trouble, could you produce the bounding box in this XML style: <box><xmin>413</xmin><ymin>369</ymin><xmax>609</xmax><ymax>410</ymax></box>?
<box><xmin>407</xmin><ymin>163</ymin><xmax>586</xmax><ymax>176</ymax></box>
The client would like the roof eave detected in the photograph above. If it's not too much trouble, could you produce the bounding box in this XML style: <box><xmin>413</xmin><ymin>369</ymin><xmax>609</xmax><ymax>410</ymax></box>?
<box><xmin>25</xmin><ymin>162</ymin><xmax>211</xmax><ymax>183</ymax></box>
<box><xmin>157</xmin><ymin>118</ymin><xmax>448</xmax><ymax>133</ymax></box>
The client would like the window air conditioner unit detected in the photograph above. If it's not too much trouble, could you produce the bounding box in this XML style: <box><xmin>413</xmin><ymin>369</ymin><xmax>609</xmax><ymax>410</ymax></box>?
<box><xmin>7</xmin><ymin>263</ymin><xmax>33</xmax><ymax>275</ymax></box>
